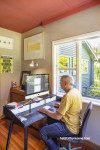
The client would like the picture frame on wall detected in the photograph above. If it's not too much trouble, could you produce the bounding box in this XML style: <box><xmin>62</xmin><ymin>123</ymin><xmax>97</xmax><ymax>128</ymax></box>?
<box><xmin>0</xmin><ymin>36</ymin><xmax>14</xmax><ymax>49</ymax></box>
<box><xmin>20</xmin><ymin>71</ymin><xmax>31</xmax><ymax>89</ymax></box>
<box><xmin>24</xmin><ymin>32</ymin><xmax>45</xmax><ymax>60</ymax></box>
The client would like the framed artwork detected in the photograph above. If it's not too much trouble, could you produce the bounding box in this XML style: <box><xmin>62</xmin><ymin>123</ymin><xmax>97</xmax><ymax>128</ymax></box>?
<box><xmin>0</xmin><ymin>57</ymin><xmax>13</xmax><ymax>73</ymax></box>
<box><xmin>20</xmin><ymin>71</ymin><xmax>31</xmax><ymax>86</ymax></box>
<box><xmin>24</xmin><ymin>32</ymin><xmax>45</xmax><ymax>60</ymax></box>
<box><xmin>0</xmin><ymin>36</ymin><xmax>14</xmax><ymax>49</ymax></box>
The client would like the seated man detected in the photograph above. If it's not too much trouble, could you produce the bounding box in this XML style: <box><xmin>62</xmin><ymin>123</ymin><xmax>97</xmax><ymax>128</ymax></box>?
<box><xmin>39</xmin><ymin>75</ymin><xmax>82</xmax><ymax>150</ymax></box>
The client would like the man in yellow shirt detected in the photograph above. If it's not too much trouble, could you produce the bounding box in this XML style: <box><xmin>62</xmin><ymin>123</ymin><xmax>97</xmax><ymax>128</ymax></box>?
<box><xmin>39</xmin><ymin>75</ymin><xmax>82</xmax><ymax>150</ymax></box>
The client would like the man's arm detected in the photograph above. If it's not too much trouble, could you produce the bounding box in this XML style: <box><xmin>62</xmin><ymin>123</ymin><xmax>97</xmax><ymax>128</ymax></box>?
<box><xmin>38</xmin><ymin>107</ymin><xmax>62</xmax><ymax>120</ymax></box>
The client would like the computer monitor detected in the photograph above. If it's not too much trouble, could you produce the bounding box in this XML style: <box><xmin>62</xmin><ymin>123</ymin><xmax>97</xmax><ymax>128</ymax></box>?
<box><xmin>25</xmin><ymin>74</ymin><xmax>49</xmax><ymax>99</ymax></box>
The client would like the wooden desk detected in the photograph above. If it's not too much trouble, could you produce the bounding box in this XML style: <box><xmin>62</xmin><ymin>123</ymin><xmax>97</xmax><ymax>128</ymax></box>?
<box><xmin>10</xmin><ymin>87</ymin><xmax>25</xmax><ymax>102</ymax></box>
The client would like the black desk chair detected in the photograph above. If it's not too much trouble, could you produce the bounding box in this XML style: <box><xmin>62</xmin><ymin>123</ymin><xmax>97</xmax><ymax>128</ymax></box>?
<box><xmin>61</xmin><ymin>102</ymin><xmax>93</xmax><ymax>150</ymax></box>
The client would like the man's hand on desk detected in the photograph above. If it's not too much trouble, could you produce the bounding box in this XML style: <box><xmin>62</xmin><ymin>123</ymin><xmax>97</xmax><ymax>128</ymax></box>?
<box><xmin>54</xmin><ymin>102</ymin><xmax>60</xmax><ymax>108</ymax></box>
<box><xmin>38</xmin><ymin>107</ymin><xmax>62</xmax><ymax>120</ymax></box>
<box><xmin>38</xmin><ymin>107</ymin><xmax>48</xmax><ymax>114</ymax></box>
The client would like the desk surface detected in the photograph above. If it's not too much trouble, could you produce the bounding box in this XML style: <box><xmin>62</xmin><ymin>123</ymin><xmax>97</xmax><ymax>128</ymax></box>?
<box><xmin>4</xmin><ymin>100</ymin><xmax>58</xmax><ymax>128</ymax></box>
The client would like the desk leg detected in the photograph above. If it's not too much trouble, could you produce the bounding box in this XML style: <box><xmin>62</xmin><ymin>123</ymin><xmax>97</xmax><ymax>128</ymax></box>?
<box><xmin>24</xmin><ymin>127</ymin><xmax>28</xmax><ymax>150</ymax></box>
<box><xmin>6</xmin><ymin>120</ymin><xmax>13</xmax><ymax>150</ymax></box>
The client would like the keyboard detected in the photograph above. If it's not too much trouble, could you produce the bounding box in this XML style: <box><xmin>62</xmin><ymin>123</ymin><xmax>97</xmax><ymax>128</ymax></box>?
<box><xmin>43</xmin><ymin>105</ymin><xmax>51</xmax><ymax>109</ymax></box>
<box><xmin>47</xmin><ymin>94</ymin><xmax>56</xmax><ymax>98</ymax></box>
<box><xmin>43</xmin><ymin>105</ymin><xmax>55</xmax><ymax>112</ymax></box>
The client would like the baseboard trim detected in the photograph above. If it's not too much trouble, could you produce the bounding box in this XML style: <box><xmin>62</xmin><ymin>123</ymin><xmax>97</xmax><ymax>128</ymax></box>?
<box><xmin>0</xmin><ymin>115</ymin><xmax>5</xmax><ymax>119</ymax></box>
<box><xmin>83</xmin><ymin>140</ymin><xmax>100</xmax><ymax>150</ymax></box>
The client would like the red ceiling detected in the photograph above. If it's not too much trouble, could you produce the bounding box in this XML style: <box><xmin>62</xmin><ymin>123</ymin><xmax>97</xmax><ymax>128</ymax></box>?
<box><xmin>0</xmin><ymin>0</ymin><xmax>100</xmax><ymax>33</ymax></box>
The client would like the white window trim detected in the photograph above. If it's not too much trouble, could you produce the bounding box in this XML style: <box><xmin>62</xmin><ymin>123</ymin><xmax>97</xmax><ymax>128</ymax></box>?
<box><xmin>52</xmin><ymin>30</ymin><xmax>100</xmax><ymax>105</ymax></box>
<box><xmin>56</xmin><ymin>55</ymin><xmax>71</xmax><ymax>95</ymax></box>
<box><xmin>82</xmin><ymin>97</ymin><xmax>100</xmax><ymax>106</ymax></box>
<box><xmin>72</xmin><ymin>58</ymin><xmax>89</xmax><ymax>74</ymax></box>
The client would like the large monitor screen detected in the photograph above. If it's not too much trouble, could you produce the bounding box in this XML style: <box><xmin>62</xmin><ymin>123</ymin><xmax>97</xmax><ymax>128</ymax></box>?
<box><xmin>25</xmin><ymin>74</ymin><xmax>49</xmax><ymax>96</ymax></box>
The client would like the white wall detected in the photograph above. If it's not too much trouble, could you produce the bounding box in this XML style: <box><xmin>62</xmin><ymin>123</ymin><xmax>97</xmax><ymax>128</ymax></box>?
<box><xmin>0</xmin><ymin>28</ymin><xmax>22</xmax><ymax>115</ymax></box>
<box><xmin>82</xmin><ymin>103</ymin><xmax>100</xmax><ymax>146</ymax></box>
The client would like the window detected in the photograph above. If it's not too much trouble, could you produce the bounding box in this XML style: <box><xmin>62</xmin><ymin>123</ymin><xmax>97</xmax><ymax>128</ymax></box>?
<box><xmin>53</xmin><ymin>42</ymin><xmax>77</xmax><ymax>95</ymax></box>
<box><xmin>57</xmin><ymin>56</ymin><xmax>70</xmax><ymax>94</ymax></box>
<box><xmin>81</xmin><ymin>59</ymin><xmax>88</xmax><ymax>74</ymax></box>
<box><xmin>52</xmin><ymin>31</ymin><xmax>100</xmax><ymax>101</ymax></box>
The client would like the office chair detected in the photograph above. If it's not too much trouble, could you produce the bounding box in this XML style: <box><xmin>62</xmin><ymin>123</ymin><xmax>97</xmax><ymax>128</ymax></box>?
<box><xmin>61</xmin><ymin>102</ymin><xmax>93</xmax><ymax>150</ymax></box>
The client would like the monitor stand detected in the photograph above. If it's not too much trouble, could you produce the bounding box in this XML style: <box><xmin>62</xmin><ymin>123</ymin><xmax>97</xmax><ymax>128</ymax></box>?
<box><xmin>25</xmin><ymin>91</ymin><xmax>49</xmax><ymax>100</ymax></box>
<box><xmin>24</xmin><ymin>100</ymin><xmax>33</xmax><ymax>116</ymax></box>
<box><xmin>23</xmin><ymin>98</ymin><xmax>46</xmax><ymax>117</ymax></box>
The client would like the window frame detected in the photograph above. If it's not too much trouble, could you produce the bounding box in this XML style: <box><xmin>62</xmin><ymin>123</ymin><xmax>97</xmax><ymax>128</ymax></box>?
<box><xmin>72</xmin><ymin>58</ymin><xmax>89</xmax><ymax>75</ymax></box>
<box><xmin>52</xmin><ymin>30</ymin><xmax>100</xmax><ymax>103</ymax></box>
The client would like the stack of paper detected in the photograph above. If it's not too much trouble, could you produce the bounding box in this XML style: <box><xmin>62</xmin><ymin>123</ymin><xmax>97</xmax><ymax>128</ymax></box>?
<box><xmin>6</xmin><ymin>102</ymin><xmax>23</xmax><ymax>109</ymax></box>
<box><xmin>16</xmin><ymin>114</ymin><xmax>27</xmax><ymax>122</ymax></box>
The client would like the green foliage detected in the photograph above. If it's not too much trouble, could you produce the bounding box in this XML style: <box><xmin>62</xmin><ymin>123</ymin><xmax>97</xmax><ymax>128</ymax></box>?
<box><xmin>94</xmin><ymin>62</ymin><xmax>100</xmax><ymax>88</ymax></box>
<box><xmin>92</xmin><ymin>46</ymin><xmax>100</xmax><ymax>88</ymax></box>
<box><xmin>88</xmin><ymin>46</ymin><xmax>100</xmax><ymax>97</ymax></box>
<box><xmin>93</xmin><ymin>47</ymin><xmax>100</xmax><ymax>58</ymax></box>
<box><xmin>59</xmin><ymin>56</ymin><xmax>69</xmax><ymax>68</ymax></box>
<box><xmin>88</xmin><ymin>88</ymin><xmax>100</xmax><ymax>97</ymax></box>
<box><xmin>73</xmin><ymin>58</ymin><xmax>76</xmax><ymax>68</ymax></box>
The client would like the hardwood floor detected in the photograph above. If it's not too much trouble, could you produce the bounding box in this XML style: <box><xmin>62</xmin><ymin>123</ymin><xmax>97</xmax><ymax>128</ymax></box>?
<box><xmin>0</xmin><ymin>118</ymin><xmax>45</xmax><ymax>150</ymax></box>
<box><xmin>0</xmin><ymin>118</ymin><xmax>97</xmax><ymax>150</ymax></box>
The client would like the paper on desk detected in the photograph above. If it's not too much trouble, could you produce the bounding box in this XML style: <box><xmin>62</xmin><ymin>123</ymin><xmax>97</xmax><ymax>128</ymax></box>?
<box><xmin>31</xmin><ymin>97</ymin><xmax>43</xmax><ymax>102</ymax></box>
<box><xmin>16</xmin><ymin>114</ymin><xmax>27</xmax><ymax>122</ymax></box>
<box><xmin>6</xmin><ymin>102</ymin><xmax>23</xmax><ymax>109</ymax></box>
<box><xmin>43</xmin><ymin>105</ymin><xmax>51</xmax><ymax>109</ymax></box>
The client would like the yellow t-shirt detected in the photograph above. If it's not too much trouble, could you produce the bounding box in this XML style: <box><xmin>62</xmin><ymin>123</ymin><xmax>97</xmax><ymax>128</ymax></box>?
<box><xmin>58</xmin><ymin>88</ymin><xmax>82</xmax><ymax>134</ymax></box>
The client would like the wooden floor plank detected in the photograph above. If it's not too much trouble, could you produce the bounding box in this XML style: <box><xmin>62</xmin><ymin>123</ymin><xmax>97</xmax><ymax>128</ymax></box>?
<box><xmin>0</xmin><ymin>118</ymin><xmax>97</xmax><ymax>150</ymax></box>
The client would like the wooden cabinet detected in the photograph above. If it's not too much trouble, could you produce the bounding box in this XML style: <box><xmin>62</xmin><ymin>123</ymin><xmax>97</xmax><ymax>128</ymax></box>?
<box><xmin>10</xmin><ymin>87</ymin><xmax>25</xmax><ymax>102</ymax></box>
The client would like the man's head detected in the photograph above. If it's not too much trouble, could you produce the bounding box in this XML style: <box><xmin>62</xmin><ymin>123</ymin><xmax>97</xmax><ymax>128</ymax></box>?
<box><xmin>60</xmin><ymin>75</ymin><xmax>74</xmax><ymax>92</ymax></box>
